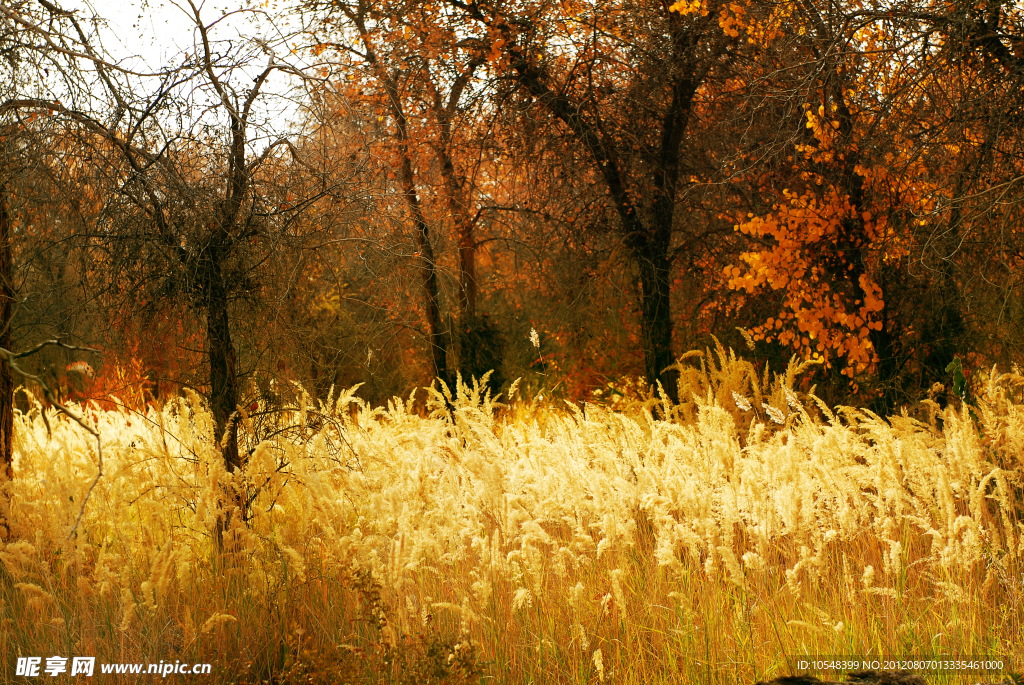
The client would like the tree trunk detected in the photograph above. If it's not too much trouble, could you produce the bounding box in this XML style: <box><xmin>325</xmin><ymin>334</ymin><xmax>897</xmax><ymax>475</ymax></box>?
<box><xmin>430</xmin><ymin>86</ymin><xmax>482</xmax><ymax>387</ymax></box>
<box><xmin>642</xmin><ymin>54</ymin><xmax>694</xmax><ymax>405</ymax></box>
<box><xmin>457</xmin><ymin>199</ymin><xmax>477</xmax><ymax>323</ymax></box>
<box><xmin>636</xmin><ymin>234</ymin><xmax>677</xmax><ymax>402</ymax></box>
<box><xmin>205</xmin><ymin>248</ymin><xmax>242</xmax><ymax>541</ymax></box>
<box><xmin>0</xmin><ymin>184</ymin><xmax>14</xmax><ymax>541</ymax></box>
<box><xmin>437</xmin><ymin>146</ymin><xmax>477</xmax><ymax>323</ymax></box>
<box><xmin>458</xmin><ymin>226</ymin><xmax>476</xmax><ymax>319</ymax></box>
<box><xmin>349</xmin><ymin>14</ymin><xmax>451</xmax><ymax>385</ymax></box>
<box><xmin>399</xmin><ymin>154</ymin><xmax>449</xmax><ymax>384</ymax></box>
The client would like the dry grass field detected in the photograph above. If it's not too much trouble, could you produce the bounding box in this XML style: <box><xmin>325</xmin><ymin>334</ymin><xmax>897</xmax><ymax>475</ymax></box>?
<box><xmin>1</xmin><ymin>348</ymin><xmax>1021</xmax><ymax>684</ymax></box>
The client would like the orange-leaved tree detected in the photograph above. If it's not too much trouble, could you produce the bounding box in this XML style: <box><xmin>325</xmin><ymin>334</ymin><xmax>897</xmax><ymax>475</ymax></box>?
<box><xmin>721</xmin><ymin>0</ymin><xmax>1024</xmax><ymax>408</ymax></box>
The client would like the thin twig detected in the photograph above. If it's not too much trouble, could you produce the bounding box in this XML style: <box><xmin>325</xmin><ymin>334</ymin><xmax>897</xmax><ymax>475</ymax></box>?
<box><xmin>10</xmin><ymin>339</ymin><xmax>100</xmax><ymax>360</ymax></box>
<box><xmin>0</xmin><ymin>341</ymin><xmax>103</xmax><ymax>539</ymax></box>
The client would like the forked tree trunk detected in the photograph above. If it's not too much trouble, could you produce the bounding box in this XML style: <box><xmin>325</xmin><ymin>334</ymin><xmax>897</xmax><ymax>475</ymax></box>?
<box><xmin>641</xmin><ymin>61</ymin><xmax>694</xmax><ymax>405</ymax></box>
<box><xmin>0</xmin><ymin>184</ymin><xmax>14</xmax><ymax>541</ymax></box>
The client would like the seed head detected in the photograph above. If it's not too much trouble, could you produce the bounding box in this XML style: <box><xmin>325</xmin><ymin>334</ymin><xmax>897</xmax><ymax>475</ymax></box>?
<box><xmin>762</xmin><ymin>402</ymin><xmax>786</xmax><ymax>424</ymax></box>
<box><xmin>732</xmin><ymin>391</ymin><xmax>752</xmax><ymax>412</ymax></box>
<box><xmin>785</xmin><ymin>388</ymin><xmax>800</xmax><ymax>410</ymax></box>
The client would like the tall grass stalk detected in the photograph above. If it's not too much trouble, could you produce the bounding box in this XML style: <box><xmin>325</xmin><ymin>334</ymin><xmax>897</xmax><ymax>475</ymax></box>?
<box><xmin>0</xmin><ymin>355</ymin><xmax>1021</xmax><ymax>684</ymax></box>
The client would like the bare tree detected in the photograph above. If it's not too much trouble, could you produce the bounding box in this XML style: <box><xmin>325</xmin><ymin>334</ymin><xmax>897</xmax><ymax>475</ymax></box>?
<box><xmin>1</xmin><ymin>0</ymin><xmax>336</xmax><ymax>545</ymax></box>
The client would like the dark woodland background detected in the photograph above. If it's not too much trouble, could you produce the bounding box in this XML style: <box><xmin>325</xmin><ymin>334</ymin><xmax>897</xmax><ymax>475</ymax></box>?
<box><xmin>2</xmin><ymin>0</ymin><xmax>1023</xmax><ymax>444</ymax></box>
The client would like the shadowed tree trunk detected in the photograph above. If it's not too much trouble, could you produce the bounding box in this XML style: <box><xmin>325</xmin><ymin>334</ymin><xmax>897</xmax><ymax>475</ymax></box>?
<box><xmin>206</xmin><ymin>263</ymin><xmax>245</xmax><ymax>550</ymax></box>
<box><xmin>503</xmin><ymin>48</ymin><xmax>688</xmax><ymax>401</ymax></box>
<box><xmin>0</xmin><ymin>183</ymin><xmax>14</xmax><ymax>541</ymax></box>
<box><xmin>400</xmin><ymin>141</ymin><xmax>449</xmax><ymax>385</ymax></box>
<box><xmin>204</xmin><ymin>244</ymin><xmax>242</xmax><ymax>537</ymax></box>
<box><xmin>636</xmin><ymin>235</ymin><xmax>676</xmax><ymax>399</ymax></box>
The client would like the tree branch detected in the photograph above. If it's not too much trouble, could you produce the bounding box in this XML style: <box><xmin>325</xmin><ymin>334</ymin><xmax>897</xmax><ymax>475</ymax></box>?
<box><xmin>0</xmin><ymin>341</ymin><xmax>102</xmax><ymax>540</ymax></box>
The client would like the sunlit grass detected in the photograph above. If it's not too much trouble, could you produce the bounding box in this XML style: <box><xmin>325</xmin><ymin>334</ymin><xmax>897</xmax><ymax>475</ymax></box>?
<box><xmin>1</xmin><ymin>349</ymin><xmax>1021</xmax><ymax>684</ymax></box>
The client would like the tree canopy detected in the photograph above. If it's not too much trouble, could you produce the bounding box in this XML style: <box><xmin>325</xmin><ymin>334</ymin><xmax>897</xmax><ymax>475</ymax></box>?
<box><xmin>1</xmin><ymin>0</ymin><xmax>1022</xmax><ymax>419</ymax></box>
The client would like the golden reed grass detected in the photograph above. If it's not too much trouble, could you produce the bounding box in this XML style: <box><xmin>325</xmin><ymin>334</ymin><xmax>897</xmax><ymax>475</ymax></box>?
<box><xmin>0</xmin><ymin>349</ymin><xmax>1021</xmax><ymax>684</ymax></box>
